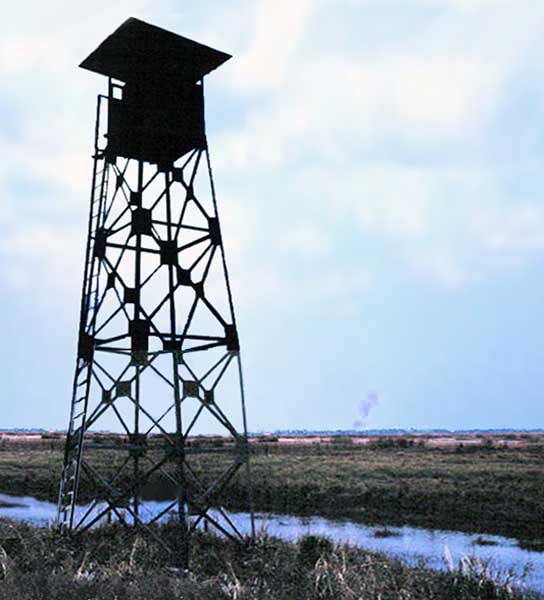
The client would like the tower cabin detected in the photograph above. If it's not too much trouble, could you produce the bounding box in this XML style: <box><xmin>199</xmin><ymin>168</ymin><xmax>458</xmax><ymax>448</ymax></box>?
<box><xmin>79</xmin><ymin>17</ymin><xmax>231</xmax><ymax>165</ymax></box>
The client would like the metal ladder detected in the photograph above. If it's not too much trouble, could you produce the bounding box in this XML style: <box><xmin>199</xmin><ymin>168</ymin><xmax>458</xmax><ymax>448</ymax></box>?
<box><xmin>57</xmin><ymin>123</ymin><xmax>110</xmax><ymax>530</ymax></box>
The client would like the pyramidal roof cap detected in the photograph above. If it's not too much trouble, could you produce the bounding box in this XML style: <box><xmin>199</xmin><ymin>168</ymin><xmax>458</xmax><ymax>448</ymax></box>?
<box><xmin>80</xmin><ymin>17</ymin><xmax>231</xmax><ymax>83</ymax></box>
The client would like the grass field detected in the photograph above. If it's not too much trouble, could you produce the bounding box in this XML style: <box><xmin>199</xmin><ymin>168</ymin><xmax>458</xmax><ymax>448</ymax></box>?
<box><xmin>0</xmin><ymin>433</ymin><xmax>542</xmax><ymax>542</ymax></box>
<box><xmin>0</xmin><ymin>520</ymin><xmax>538</xmax><ymax>599</ymax></box>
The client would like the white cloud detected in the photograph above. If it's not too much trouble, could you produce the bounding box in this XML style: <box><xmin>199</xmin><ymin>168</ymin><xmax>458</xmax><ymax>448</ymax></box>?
<box><xmin>226</xmin><ymin>0</ymin><xmax>316</xmax><ymax>91</ymax></box>
<box><xmin>340</xmin><ymin>166</ymin><xmax>430</xmax><ymax>238</ymax></box>
<box><xmin>0</xmin><ymin>223</ymin><xmax>83</xmax><ymax>308</ymax></box>
<box><xmin>215</xmin><ymin>0</ymin><xmax>544</xmax><ymax>174</ymax></box>
<box><xmin>409</xmin><ymin>246</ymin><xmax>468</xmax><ymax>289</ymax></box>
<box><xmin>472</xmin><ymin>204</ymin><xmax>544</xmax><ymax>254</ymax></box>
<box><xmin>434</xmin><ymin>0</ymin><xmax>520</xmax><ymax>10</ymax></box>
<box><xmin>234</xmin><ymin>261</ymin><xmax>373</xmax><ymax>315</ymax></box>
<box><xmin>386</xmin><ymin>55</ymin><xmax>497</xmax><ymax>137</ymax></box>
<box><xmin>284</xmin><ymin>222</ymin><xmax>331</xmax><ymax>258</ymax></box>
<box><xmin>0</xmin><ymin>34</ymin><xmax>69</xmax><ymax>72</ymax></box>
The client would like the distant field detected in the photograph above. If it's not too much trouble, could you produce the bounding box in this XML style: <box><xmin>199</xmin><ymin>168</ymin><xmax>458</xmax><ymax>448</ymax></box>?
<box><xmin>0</xmin><ymin>432</ymin><xmax>543</xmax><ymax>542</ymax></box>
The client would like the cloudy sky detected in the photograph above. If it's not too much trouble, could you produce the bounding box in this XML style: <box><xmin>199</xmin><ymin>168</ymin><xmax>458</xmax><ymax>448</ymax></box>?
<box><xmin>2</xmin><ymin>0</ymin><xmax>544</xmax><ymax>432</ymax></box>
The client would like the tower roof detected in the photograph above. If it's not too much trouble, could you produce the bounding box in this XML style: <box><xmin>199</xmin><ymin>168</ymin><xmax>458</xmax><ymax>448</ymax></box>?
<box><xmin>80</xmin><ymin>17</ymin><xmax>231</xmax><ymax>83</ymax></box>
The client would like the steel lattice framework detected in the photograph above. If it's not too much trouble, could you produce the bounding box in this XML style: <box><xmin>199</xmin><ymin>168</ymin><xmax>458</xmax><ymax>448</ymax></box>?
<box><xmin>57</xmin><ymin>18</ymin><xmax>254</xmax><ymax>565</ymax></box>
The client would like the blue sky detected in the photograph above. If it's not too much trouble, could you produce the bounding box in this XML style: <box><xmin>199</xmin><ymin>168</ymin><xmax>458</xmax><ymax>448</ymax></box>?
<box><xmin>2</xmin><ymin>0</ymin><xmax>544</xmax><ymax>431</ymax></box>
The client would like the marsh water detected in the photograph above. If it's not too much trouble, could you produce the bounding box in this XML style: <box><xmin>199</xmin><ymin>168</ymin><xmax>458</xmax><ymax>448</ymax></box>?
<box><xmin>0</xmin><ymin>492</ymin><xmax>542</xmax><ymax>595</ymax></box>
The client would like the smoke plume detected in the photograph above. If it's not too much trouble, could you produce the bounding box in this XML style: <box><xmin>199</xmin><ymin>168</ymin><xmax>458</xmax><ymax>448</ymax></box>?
<box><xmin>352</xmin><ymin>392</ymin><xmax>379</xmax><ymax>430</ymax></box>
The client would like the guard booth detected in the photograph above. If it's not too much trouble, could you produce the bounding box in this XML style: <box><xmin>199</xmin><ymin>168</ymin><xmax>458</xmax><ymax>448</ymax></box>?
<box><xmin>80</xmin><ymin>17</ymin><xmax>231</xmax><ymax>164</ymax></box>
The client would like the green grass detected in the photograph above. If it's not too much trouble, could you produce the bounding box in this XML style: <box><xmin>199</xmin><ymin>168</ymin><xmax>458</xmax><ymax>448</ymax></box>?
<box><xmin>0</xmin><ymin>438</ymin><xmax>543</xmax><ymax>541</ymax></box>
<box><xmin>0</xmin><ymin>520</ymin><xmax>538</xmax><ymax>600</ymax></box>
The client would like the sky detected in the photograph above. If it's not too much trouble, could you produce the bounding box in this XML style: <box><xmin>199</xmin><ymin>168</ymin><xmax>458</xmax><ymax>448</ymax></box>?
<box><xmin>2</xmin><ymin>0</ymin><xmax>544</xmax><ymax>432</ymax></box>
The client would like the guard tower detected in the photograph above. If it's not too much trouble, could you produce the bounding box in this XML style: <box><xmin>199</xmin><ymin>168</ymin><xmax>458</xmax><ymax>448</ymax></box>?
<box><xmin>57</xmin><ymin>18</ymin><xmax>254</xmax><ymax>564</ymax></box>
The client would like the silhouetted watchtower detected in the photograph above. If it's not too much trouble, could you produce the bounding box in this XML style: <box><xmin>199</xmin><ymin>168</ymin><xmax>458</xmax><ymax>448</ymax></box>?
<box><xmin>57</xmin><ymin>18</ymin><xmax>254</xmax><ymax>565</ymax></box>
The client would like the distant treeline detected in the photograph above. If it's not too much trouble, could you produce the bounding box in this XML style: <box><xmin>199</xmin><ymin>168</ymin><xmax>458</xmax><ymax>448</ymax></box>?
<box><xmin>252</xmin><ymin>428</ymin><xmax>544</xmax><ymax>436</ymax></box>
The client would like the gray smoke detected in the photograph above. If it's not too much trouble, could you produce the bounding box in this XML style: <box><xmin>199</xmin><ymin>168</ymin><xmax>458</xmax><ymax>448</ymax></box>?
<box><xmin>352</xmin><ymin>392</ymin><xmax>379</xmax><ymax>430</ymax></box>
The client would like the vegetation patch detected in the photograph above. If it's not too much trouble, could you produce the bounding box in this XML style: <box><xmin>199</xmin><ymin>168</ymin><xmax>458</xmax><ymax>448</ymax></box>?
<box><xmin>373</xmin><ymin>527</ymin><xmax>401</xmax><ymax>538</ymax></box>
<box><xmin>0</xmin><ymin>501</ymin><xmax>24</xmax><ymax>509</ymax></box>
<box><xmin>472</xmin><ymin>536</ymin><xmax>499</xmax><ymax>547</ymax></box>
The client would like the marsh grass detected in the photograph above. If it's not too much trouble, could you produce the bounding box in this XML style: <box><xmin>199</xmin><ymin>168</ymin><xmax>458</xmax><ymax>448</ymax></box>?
<box><xmin>0</xmin><ymin>520</ymin><xmax>539</xmax><ymax>600</ymax></box>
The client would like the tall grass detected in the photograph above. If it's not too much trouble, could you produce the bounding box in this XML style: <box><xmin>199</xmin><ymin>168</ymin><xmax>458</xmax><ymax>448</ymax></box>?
<box><xmin>0</xmin><ymin>520</ymin><xmax>539</xmax><ymax>599</ymax></box>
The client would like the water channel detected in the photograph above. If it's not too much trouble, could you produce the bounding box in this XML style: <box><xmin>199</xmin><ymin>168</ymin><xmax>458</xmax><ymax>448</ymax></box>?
<box><xmin>0</xmin><ymin>492</ymin><xmax>542</xmax><ymax>595</ymax></box>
